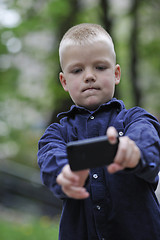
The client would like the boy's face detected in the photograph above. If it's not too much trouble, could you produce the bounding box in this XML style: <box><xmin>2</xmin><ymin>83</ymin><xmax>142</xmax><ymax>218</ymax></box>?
<box><xmin>59</xmin><ymin>40</ymin><xmax>121</xmax><ymax>110</ymax></box>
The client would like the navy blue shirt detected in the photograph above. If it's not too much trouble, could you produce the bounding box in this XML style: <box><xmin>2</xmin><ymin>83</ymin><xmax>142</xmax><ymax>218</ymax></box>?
<box><xmin>38</xmin><ymin>98</ymin><xmax>160</xmax><ymax>240</ymax></box>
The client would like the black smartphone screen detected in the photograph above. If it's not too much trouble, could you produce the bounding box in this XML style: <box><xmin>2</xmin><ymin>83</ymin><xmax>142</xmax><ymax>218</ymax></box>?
<box><xmin>66</xmin><ymin>135</ymin><xmax>119</xmax><ymax>171</ymax></box>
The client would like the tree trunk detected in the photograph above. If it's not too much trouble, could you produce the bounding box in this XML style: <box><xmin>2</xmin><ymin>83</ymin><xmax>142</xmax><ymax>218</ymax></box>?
<box><xmin>99</xmin><ymin>0</ymin><xmax>120</xmax><ymax>99</ymax></box>
<box><xmin>130</xmin><ymin>0</ymin><xmax>141</xmax><ymax>106</ymax></box>
<box><xmin>50</xmin><ymin>0</ymin><xmax>80</xmax><ymax>123</ymax></box>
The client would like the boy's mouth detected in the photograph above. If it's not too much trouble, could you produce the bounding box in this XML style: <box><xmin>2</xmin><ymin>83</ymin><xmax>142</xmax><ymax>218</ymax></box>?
<box><xmin>82</xmin><ymin>86</ymin><xmax>100</xmax><ymax>92</ymax></box>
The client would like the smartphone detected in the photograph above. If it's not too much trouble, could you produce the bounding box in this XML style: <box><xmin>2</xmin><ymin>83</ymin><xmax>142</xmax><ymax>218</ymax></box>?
<box><xmin>66</xmin><ymin>135</ymin><xmax>119</xmax><ymax>171</ymax></box>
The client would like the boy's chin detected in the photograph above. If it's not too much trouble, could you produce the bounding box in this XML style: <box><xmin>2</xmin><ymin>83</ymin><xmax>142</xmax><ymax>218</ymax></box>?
<box><xmin>83</xmin><ymin>99</ymin><xmax>112</xmax><ymax>110</ymax></box>
<box><xmin>75</xmin><ymin>97</ymin><xmax>113</xmax><ymax>110</ymax></box>
<box><xmin>79</xmin><ymin>102</ymin><xmax>102</xmax><ymax>111</ymax></box>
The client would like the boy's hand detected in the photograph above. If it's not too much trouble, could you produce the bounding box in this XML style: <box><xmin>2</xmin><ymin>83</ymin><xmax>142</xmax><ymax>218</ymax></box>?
<box><xmin>106</xmin><ymin>127</ymin><xmax>141</xmax><ymax>174</ymax></box>
<box><xmin>56</xmin><ymin>164</ymin><xmax>89</xmax><ymax>199</ymax></box>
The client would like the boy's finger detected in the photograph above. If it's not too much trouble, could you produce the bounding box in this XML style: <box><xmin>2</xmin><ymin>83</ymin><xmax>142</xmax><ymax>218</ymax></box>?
<box><xmin>63</xmin><ymin>185</ymin><xmax>90</xmax><ymax>199</ymax></box>
<box><xmin>56</xmin><ymin>165</ymin><xmax>79</xmax><ymax>187</ymax></box>
<box><xmin>113</xmin><ymin>136</ymin><xmax>128</xmax><ymax>165</ymax></box>
<box><xmin>106</xmin><ymin>126</ymin><xmax>118</xmax><ymax>144</ymax></box>
<box><xmin>56</xmin><ymin>172</ymin><xmax>71</xmax><ymax>186</ymax></box>
<box><xmin>62</xmin><ymin>164</ymin><xmax>79</xmax><ymax>183</ymax></box>
<box><xmin>107</xmin><ymin>163</ymin><xmax>124</xmax><ymax>174</ymax></box>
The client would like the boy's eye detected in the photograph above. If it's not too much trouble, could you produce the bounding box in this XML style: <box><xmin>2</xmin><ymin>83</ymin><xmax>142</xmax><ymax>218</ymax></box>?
<box><xmin>96</xmin><ymin>66</ymin><xmax>107</xmax><ymax>71</ymax></box>
<box><xmin>71</xmin><ymin>68</ymin><xmax>82</xmax><ymax>74</ymax></box>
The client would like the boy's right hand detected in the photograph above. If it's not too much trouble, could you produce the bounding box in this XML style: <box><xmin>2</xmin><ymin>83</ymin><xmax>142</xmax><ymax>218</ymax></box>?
<box><xmin>56</xmin><ymin>164</ymin><xmax>90</xmax><ymax>199</ymax></box>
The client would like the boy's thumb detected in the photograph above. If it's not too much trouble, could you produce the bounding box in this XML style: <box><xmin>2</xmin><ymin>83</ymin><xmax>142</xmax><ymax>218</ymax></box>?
<box><xmin>106</xmin><ymin>126</ymin><xmax>118</xmax><ymax>144</ymax></box>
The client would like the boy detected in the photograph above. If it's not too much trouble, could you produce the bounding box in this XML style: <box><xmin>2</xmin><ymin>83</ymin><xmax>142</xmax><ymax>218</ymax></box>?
<box><xmin>38</xmin><ymin>23</ymin><xmax>160</xmax><ymax>240</ymax></box>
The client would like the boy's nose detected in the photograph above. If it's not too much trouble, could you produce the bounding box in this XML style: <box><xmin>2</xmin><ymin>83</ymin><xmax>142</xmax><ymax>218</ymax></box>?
<box><xmin>84</xmin><ymin>69</ymin><xmax>96</xmax><ymax>83</ymax></box>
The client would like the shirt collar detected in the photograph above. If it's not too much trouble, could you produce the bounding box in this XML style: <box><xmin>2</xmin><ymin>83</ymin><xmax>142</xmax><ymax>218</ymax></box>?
<box><xmin>57</xmin><ymin>98</ymin><xmax>125</xmax><ymax>118</ymax></box>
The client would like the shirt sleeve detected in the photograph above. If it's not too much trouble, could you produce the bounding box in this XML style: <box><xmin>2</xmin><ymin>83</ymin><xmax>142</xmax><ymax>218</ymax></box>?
<box><xmin>37</xmin><ymin>121</ymin><xmax>68</xmax><ymax>199</ymax></box>
<box><xmin>123</xmin><ymin>107</ymin><xmax>160</xmax><ymax>184</ymax></box>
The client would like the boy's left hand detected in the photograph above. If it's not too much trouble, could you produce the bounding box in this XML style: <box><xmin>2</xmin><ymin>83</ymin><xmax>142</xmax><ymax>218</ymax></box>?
<box><xmin>106</xmin><ymin>127</ymin><xmax>141</xmax><ymax>174</ymax></box>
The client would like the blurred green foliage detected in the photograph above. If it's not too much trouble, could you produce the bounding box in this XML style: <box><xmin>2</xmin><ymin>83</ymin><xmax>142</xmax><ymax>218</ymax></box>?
<box><xmin>0</xmin><ymin>216</ymin><xmax>59</xmax><ymax>240</ymax></box>
<box><xmin>0</xmin><ymin>0</ymin><xmax>160</xmax><ymax>167</ymax></box>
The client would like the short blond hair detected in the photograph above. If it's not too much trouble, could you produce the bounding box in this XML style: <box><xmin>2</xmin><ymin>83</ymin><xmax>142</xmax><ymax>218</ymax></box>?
<box><xmin>59</xmin><ymin>23</ymin><xmax>116</xmax><ymax>68</ymax></box>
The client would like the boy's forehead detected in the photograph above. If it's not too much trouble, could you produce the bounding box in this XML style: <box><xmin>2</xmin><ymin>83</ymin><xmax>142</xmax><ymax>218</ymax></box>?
<box><xmin>60</xmin><ymin>37</ymin><xmax>116</xmax><ymax>68</ymax></box>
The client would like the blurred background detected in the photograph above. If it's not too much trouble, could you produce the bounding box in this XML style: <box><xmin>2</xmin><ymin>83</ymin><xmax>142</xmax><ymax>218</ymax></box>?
<box><xmin>0</xmin><ymin>0</ymin><xmax>160</xmax><ymax>239</ymax></box>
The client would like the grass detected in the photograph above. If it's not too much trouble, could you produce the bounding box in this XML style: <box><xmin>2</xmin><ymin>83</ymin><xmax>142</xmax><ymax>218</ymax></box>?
<box><xmin>0</xmin><ymin>216</ymin><xmax>59</xmax><ymax>240</ymax></box>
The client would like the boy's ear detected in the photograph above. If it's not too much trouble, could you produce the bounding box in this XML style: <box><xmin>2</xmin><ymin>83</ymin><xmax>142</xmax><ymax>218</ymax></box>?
<box><xmin>115</xmin><ymin>64</ymin><xmax>121</xmax><ymax>85</ymax></box>
<box><xmin>59</xmin><ymin>72</ymin><xmax>68</xmax><ymax>92</ymax></box>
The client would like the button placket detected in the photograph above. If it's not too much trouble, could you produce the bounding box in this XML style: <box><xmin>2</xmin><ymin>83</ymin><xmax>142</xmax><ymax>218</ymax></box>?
<box><xmin>119</xmin><ymin>131</ymin><xmax>123</xmax><ymax>136</ymax></box>
<box><xmin>93</xmin><ymin>173</ymin><xmax>98</xmax><ymax>179</ymax></box>
<box><xmin>96</xmin><ymin>205</ymin><xmax>101</xmax><ymax>210</ymax></box>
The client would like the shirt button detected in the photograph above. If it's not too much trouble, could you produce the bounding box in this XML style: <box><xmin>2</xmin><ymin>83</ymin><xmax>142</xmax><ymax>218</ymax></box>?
<box><xmin>93</xmin><ymin>174</ymin><xmax>98</xmax><ymax>179</ymax></box>
<box><xmin>119</xmin><ymin>131</ymin><xmax>123</xmax><ymax>136</ymax></box>
<box><xmin>90</xmin><ymin>115</ymin><xmax>94</xmax><ymax>120</ymax></box>
<box><xmin>96</xmin><ymin>205</ymin><xmax>101</xmax><ymax>210</ymax></box>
